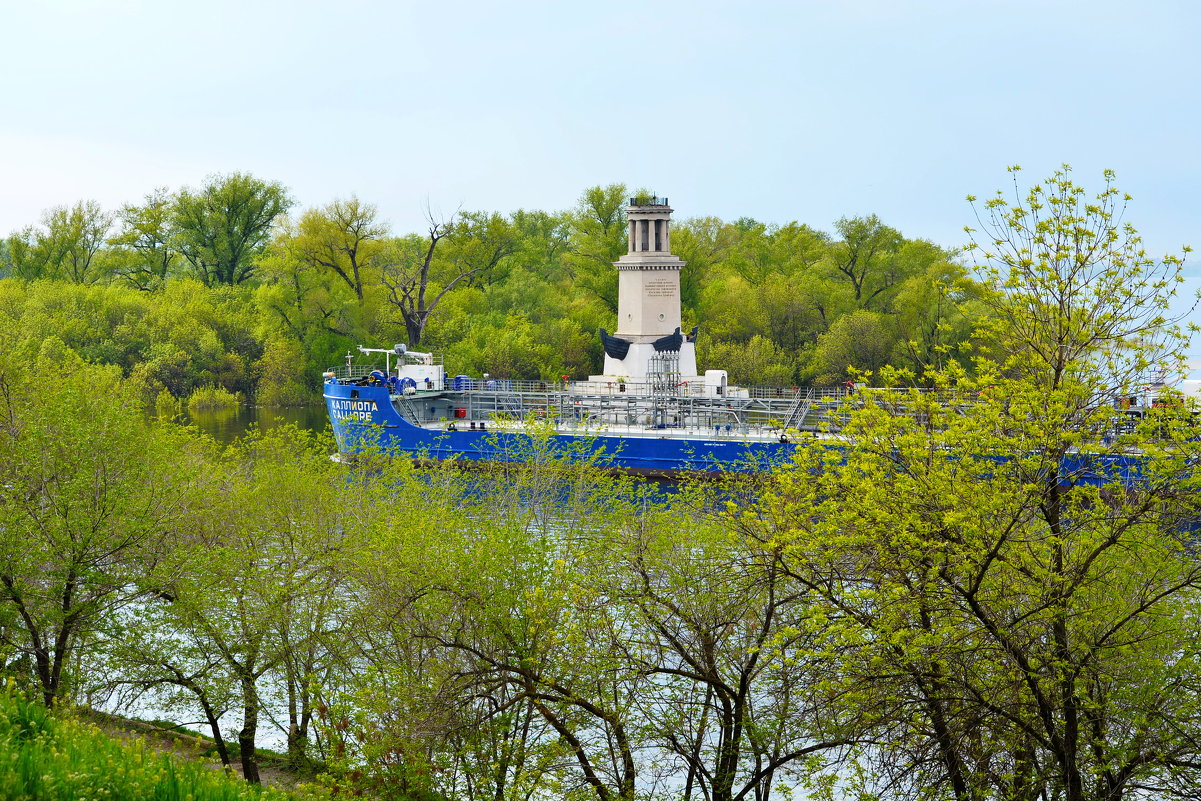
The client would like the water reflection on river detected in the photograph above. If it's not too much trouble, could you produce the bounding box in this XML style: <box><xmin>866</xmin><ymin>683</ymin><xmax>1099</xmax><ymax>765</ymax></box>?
<box><xmin>162</xmin><ymin>405</ymin><xmax>330</xmax><ymax>445</ymax></box>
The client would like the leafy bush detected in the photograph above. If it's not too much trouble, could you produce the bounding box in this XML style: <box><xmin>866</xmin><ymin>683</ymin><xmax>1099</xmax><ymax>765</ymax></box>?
<box><xmin>187</xmin><ymin>385</ymin><xmax>244</xmax><ymax>409</ymax></box>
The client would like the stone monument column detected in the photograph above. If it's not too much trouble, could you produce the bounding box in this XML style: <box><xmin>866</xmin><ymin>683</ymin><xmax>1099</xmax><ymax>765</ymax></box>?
<box><xmin>600</xmin><ymin>196</ymin><xmax>697</xmax><ymax>380</ymax></box>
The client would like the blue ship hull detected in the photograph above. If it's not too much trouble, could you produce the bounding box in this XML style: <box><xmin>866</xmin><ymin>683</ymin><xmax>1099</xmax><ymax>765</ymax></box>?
<box><xmin>323</xmin><ymin>380</ymin><xmax>1168</xmax><ymax>486</ymax></box>
<box><xmin>324</xmin><ymin>381</ymin><xmax>793</xmax><ymax>476</ymax></box>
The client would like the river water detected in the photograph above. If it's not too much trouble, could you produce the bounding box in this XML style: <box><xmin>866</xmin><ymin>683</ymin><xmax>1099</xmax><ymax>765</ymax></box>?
<box><xmin>162</xmin><ymin>405</ymin><xmax>330</xmax><ymax>444</ymax></box>
<box><xmin>131</xmin><ymin>402</ymin><xmax>699</xmax><ymax>756</ymax></box>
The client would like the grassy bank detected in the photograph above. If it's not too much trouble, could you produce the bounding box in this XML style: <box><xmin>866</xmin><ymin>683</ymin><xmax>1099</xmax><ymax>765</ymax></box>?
<box><xmin>0</xmin><ymin>684</ymin><xmax>326</xmax><ymax>801</ymax></box>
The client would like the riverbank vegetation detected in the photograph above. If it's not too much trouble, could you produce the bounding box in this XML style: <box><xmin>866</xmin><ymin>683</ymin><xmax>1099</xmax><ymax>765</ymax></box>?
<box><xmin>1</xmin><ymin>168</ymin><xmax>1199</xmax><ymax>801</ymax></box>
<box><xmin>0</xmin><ymin>176</ymin><xmax>991</xmax><ymax>405</ymax></box>
<box><xmin>0</xmin><ymin>683</ymin><xmax>324</xmax><ymax>800</ymax></box>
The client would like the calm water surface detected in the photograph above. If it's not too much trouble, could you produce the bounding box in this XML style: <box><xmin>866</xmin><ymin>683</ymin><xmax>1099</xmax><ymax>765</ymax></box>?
<box><xmin>164</xmin><ymin>405</ymin><xmax>330</xmax><ymax>445</ymax></box>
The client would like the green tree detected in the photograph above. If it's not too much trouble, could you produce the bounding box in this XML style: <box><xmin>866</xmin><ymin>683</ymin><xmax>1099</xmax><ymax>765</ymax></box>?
<box><xmin>829</xmin><ymin>214</ymin><xmax>907</xmax><ymax>309</ymax></box>
<box><xmin>809</xmin><ymin>308</ymin><xmax>897</xmax><ymax>384</ymax></box>
<box><xmin>256</xmin><ymin>236</ymin><xmax>362</xmax><ymax>347</ymax></box>
<box><xmin>111</xmin><ymin>187</ymin><xmax>179</xmax><ymax>290</ymax></box>
<box><xmin>335</xmin><ymin>453</ymin><xmax>648</xmax><ymax>801</ymax></box>
<box><xmin>0</xmin><ymin>358</ymin><xmax>197</xmax><ymax>705</ymax></box>
<box><xmin>605</xmin><ymin>494</ymin><xmax>848</xmax><ymax>801</ymax></box>
<box><xmin>752</xmin><ymin>167</ymin><xmax>1201</xmax><ymax>801</ymax></box>
<box><xmin>723</xmin><ymin>221</ymin><xmax>829</xmax><ymax>285</ymax></box>
<box><xmin>510</xmin><ymin>207</ymin><xmax>572</xmax><ymax>269</ymax></box>
<box><xmin>563</xmin><ymin>184</ymin><xmax>628</xmax><ymax>311</ymax></box>
<box><xmin>889</xmin><ymin>259</ymin><xmax>987</xmax><ymax>381</ymax></box>
<box><xmin>150</xmin><ymin>426</ymin><xmax>348</xmax><ymax>783</ymax></box>
<box><xmin>103</xmin><ymin>599</ymin><xmax>238</xmax><ymax>767</ymax></box>
<box><xmin>758</xmin><ymin>272</ymin><xmax>844</xmax><ymax>352</ymax></box>
<box><xmin>967</xmin><ymin>165</ymin><xmax>1188</xmax><ymax>391</ymax></box>
<box><xmin>702</xmin><ymin>333</ymin><xmax>795</xmax><ymax>386</ymax></box>
<box><xmin>670</xmin><ymin>216</ymin><xmax>738</xmax><ymax>313</ymax></box>
<box><xmin>6</xmin><ymin>201</ymin><xmax>114</xmax><ymax>283</ymax></box>
<box><xmin>380</xmin><ymin>211</ymin><xmax>518</xmax><ymax>346</ymax></box>
<box><xmin>173</xmin><ymin>172</ymin><xmax>292</xmax><ymax>286</ymax></box>
<box><xmin>286</xmin><ymin>196</ymin><xmax>386</xmax><ymax>301</ymax></box>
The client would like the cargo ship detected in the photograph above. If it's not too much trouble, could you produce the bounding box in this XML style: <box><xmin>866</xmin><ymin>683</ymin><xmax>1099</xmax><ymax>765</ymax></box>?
<box><xmin>322</xmin><ymin>196</ymin><xmax>1181</xmax><ymax>481</ymax></box>
<box><xmin>322</xmin><ymin>196</ymin><xmax>846</xmax><ymax>476</ymax></box>
<box><xmin>321</xmin><ymin>357</ymin><xmax>845</xmax><ymax>476</ymax></box>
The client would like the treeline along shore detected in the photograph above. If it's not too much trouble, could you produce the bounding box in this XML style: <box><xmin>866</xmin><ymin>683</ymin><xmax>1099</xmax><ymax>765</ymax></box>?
<box><xmin>1</xmin><ymin>177</ymin><xmax>991</xmax><ymax>408</ymax></box>
<box><xmin>3</xmin><ymin>167</ymin><xmax>1201</xmax><ymax>801</ymax></box>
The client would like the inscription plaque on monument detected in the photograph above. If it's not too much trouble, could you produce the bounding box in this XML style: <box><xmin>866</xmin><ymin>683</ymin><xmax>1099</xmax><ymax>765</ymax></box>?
<box><xmin>646</xmin><ymin>277</ymin><xmax>675</xmax><ymax>297</ymax></box>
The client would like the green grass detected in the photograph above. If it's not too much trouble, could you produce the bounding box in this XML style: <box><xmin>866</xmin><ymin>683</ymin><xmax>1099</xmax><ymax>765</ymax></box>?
<box><xmin>79</xmin><ymin>709</ymin><xmax>331</xmax><ymax>782</ymax></box>
<box><xmin>0</xmin><ymin>683</ymin><xmax>325</xmax><ymax>801</ymax></box>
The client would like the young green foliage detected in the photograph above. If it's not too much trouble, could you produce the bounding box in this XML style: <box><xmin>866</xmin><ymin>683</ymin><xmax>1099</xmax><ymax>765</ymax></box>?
<box><xmin>751</xmin><ymin>167</ymin><xmax>1201</xmax><ymax>801</ymax></box>
<box><xmin>0</xmin><ymin>356</ymin><xmax>204</xmax><ymax>706</ymax></box>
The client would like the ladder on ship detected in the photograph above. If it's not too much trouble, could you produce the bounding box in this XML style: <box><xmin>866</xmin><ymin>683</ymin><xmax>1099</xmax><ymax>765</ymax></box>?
<box><xmin>648</xmin><ymin>351</ymin><xmax>682</xmax><ymax>428</ymax></box>
<box><xmin>782</xmin><ymin>388</ymin><xmax>815</xmax><ymax>430</ymax></box>
<box><xmin>392</xmin><ymin>393</ymin><xmax>423</xmax><ymax>425</ymax></box>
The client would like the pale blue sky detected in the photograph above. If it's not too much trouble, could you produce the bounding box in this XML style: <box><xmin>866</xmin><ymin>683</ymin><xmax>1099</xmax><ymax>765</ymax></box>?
<box><xmin>2</xmin><ymin>0</ymin><xmax>1199</xmax><ymax>304</ymax></box>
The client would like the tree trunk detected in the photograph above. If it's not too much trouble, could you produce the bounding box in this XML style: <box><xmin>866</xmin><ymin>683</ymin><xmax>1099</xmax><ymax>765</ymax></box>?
<box><xmin>286</xmin><ymin>724</ymin><xmax>310</xmax><ymax>772</ymax></box>
<box><xmin>284</xmin><ymin>656</ymin><xmax>311</xmax><ymax>771</ymax></box>
<box><xmin>202</xmin><ymin>702</ymin><xmax>233</xmax><ymax>767</ymax></box>
<box><xmin>404</xmin><ymin>313</ymin><xmax>423</xmax><ymax>348</ymax></box>
<box><xmin>239</xmin><ymin>676</ymin><xmax>261</xmax><ymax>784</ymax></box>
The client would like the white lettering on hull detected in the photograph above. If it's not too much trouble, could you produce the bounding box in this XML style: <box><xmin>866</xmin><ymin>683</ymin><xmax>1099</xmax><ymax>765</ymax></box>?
<box><xmin>329</xmin><ymin>398</ymin><xmax>380</xmax><ymax>423</ymax></box>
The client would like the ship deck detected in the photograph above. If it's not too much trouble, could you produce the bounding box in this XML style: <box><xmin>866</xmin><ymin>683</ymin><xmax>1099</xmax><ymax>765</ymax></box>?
<box><xmin>386</xmin><ymin>379</ymin><xmax>845</xmax><ymax>435</ymax></box>
<box><xmin>411</xmin><ymin>416</ymin><xmax>814</xmax><ymax>444</ymax></box>
<box><xmin>333</xmin><ymin>365</ymin><xmax>1161</xmax><ymax>445</ymax></box>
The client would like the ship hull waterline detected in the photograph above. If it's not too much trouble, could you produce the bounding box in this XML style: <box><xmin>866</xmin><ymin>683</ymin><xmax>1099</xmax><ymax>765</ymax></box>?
<box><xmin>324</xmin><ymin>381</ymin><xmax>794</xmax><ymax>478</ymax></box>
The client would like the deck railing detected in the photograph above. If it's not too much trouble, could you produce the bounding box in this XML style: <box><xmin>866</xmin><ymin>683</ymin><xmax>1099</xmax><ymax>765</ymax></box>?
<box><xmin>330</xmin><ymin>365</ymin><xmax>381</xmax><ymax>381</ymax></box>
<box><xmin>334</xmin><ymin>363</ymin><xmax>1161</xmax><ymax>438</ymax></box>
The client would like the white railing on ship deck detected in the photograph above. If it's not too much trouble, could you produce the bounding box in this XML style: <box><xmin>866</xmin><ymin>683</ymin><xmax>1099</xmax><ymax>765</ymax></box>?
<box><xmin>335</xmin><ymin>367</ymin><xmax>860</xmax><ymax>409</ymax></box>
<box><xmin>332</xmin><ymin>361</ymin><xmax>1166</xmax><ymax>440</ymax></box>
<box><xmin>444</xmin><ymin>376</ymin><xmax>843</xmax><ymax>399</ymax></box>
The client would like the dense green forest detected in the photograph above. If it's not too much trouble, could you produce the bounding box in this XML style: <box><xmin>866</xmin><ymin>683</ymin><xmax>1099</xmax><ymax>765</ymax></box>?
<box><xmin>3</xmin><ymin>167</ymin><xmax>1201</xmax><ymax>801</ymax></box>
<box><xmin>0</xmin><ymin>176</ymin><xmax>990</xmax><ymax>405</ymax></box>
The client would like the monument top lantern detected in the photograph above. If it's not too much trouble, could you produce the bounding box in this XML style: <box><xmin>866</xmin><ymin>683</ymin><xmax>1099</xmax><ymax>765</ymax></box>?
<box><xmin>624</xmin><ymin>196</ymin><xmax>675</xmax><ymax>256</ymax></box>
